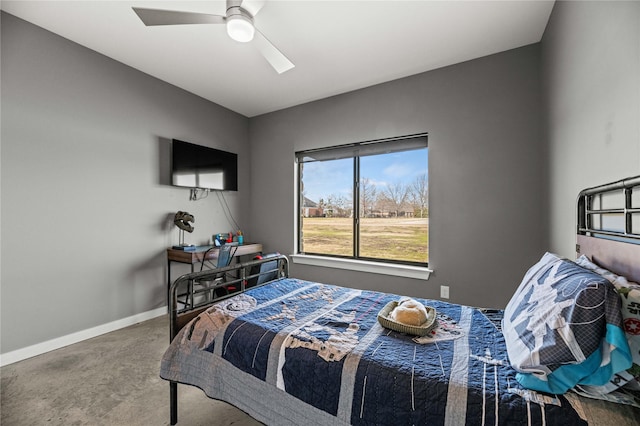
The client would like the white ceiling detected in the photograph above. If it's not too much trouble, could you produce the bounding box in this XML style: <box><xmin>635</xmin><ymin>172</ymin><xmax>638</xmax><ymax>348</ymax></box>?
<box><xmin>1</xmin><ymin>0</ymin><xmax>555</xmax><ymax>117</ymax></box>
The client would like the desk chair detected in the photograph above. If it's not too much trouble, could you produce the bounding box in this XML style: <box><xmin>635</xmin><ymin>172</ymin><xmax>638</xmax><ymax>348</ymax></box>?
<box><xmin>193</xmin><ymin>244</ymin><xmax>237</xmax><ymax>304</ymax></box>
<box><xmin>246</xmin><ymin>253</ymin><xmax>280</xmax><ymax>289</ymax></box>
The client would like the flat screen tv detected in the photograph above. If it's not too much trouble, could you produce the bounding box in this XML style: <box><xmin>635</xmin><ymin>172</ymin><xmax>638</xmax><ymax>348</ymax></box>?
<box><xmin>171</xmin><ymin>139</ymin><xmax>238</xmax><ymax>191</ymax></box>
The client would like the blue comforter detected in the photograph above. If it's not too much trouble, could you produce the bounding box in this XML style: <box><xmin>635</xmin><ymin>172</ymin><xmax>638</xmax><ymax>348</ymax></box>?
<box><xmin>161</xmin><ymin>278</ymin><xmax>587</xmax><ymax>425</ymax></box>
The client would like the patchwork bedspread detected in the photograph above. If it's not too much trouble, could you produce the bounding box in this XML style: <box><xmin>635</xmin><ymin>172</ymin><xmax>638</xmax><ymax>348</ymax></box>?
<box><xmin>160</xmin><ymin>278</ymin><xmax>588</xmax><ymax>425</ymax></box>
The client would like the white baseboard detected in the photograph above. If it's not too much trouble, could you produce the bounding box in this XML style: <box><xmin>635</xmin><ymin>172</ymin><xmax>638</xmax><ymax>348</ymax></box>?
<box><xmin>0</xmin><ymin>306</ymin><xmax>167</xmax><ymax>367</ymax></box>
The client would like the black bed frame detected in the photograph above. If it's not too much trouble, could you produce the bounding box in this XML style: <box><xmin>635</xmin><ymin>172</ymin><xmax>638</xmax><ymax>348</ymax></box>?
<box><xmin>577</xmin><ymin>174</ymin><xmax>640</xmax><ymax>243</ymax></box>
<box><xmin>576</xmin><ymin>174</ymin><xmax>640</xmax><ymax>284</ymax></box>
<box><xmin>167</xmin><ymin>254</ymin><xmax>290</xmax><ymax>425</ymax></box>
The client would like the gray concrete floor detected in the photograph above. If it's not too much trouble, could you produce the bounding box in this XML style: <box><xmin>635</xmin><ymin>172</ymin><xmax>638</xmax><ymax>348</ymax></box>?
<box><xmin>0</xmin><ymin>315</ymin><xmax>263</xmax><ymax>425</ymax></box>
<box><xmin>4</xmin><ymin>315</ymin><xmax>640</xmax><ymax>426</ymax></box>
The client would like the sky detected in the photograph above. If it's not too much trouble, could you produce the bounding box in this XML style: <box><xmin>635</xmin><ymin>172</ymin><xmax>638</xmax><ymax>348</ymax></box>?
<box><xmin>301</xmin><ymin>149</ymin><xmax>428</xmax><ymax>204</ymax></box>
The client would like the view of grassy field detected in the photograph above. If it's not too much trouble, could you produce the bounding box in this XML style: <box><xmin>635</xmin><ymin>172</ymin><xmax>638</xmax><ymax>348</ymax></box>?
<box><xmin>301</xmin><ymin>217</ymin><xmax>428</xmax><ymax>263</ymax></box>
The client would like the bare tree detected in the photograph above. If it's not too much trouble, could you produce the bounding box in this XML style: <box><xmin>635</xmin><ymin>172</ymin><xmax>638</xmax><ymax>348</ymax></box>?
<box><xmin>334</xmin><ymin>194</ymin><xmax>350</xmax><ymax>217</ymax></box>
<box><xmin>383</xmin><ymin>182</ymin><xmax>408</xmax><ymax>217</ymax></box>
<box><xmin>324</xmin><ymin>193</ymin><xmax>352</xmax><ymax>217</ymax></box>
<box><xmin>359</xmin><ymin>178</ymin><xmax>377</xmax><ymax>217</ymax></box>
<box><xmin>325</xmin><ymin>194</ymin><xmax>336</xmax><ymax>217</ymax></box>
<box><xmin>411</xmin><ymin>173</ymin><xmax>429</xmax><ymax>218</ymax></box>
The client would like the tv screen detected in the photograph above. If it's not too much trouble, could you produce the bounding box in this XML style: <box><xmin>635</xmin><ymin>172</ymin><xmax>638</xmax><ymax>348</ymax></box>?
<box><xmin>171</xmin><ymin>139</ymin><xmax>238</xmax><ymax>191</ymax></box>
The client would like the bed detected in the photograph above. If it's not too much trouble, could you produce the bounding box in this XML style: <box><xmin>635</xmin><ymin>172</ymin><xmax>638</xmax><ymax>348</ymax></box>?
<box><xmin>160</xmin><ymin>175</ymin><xmax>640</xmax><ymax>425</ymax></box>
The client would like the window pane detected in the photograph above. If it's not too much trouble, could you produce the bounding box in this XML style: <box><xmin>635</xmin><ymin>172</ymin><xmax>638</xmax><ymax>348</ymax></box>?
<box><xmin>300</xmin><ymin>158</ymin><xmax>353</xmax><ymax>256</ymax></box>
<box><xmin>359</xmin><ymin>149</ymin><xmax>428</xmax><ymax>263</ymax></box>
<box><xmin>297</xmin><ymin>135</ymin><xmax>428</xmax><ymax>266</ymax></box>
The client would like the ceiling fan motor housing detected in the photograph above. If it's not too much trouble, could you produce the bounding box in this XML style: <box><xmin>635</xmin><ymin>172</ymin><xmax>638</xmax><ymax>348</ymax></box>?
<box><xmin>226</xmin><ymin>6</ymin><xmax>255</xmax><ymax>43</ymax></box>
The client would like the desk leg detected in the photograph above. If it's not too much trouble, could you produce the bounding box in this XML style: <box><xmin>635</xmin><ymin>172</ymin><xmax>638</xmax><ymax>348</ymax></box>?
<box><xmin>189</xmin><ymin>264</ymin><xmax>194</xmax><ymax>309</ymax></box>
<box><xmin>168</xmin><ymin>261</ymin><xmax>196</xmax><ymax>310</ymax></box>
<box><xmin>167</xmin><ymin>259</ymin><xmax>172</xmax><ymax>310</ymax></box>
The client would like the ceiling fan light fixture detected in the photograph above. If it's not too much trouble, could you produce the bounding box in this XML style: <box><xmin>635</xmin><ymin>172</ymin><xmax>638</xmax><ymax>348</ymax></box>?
<box><xmin>226</xmin><ymin>14</ymin><xmax>255</xmax><ymax>43</ymax></box>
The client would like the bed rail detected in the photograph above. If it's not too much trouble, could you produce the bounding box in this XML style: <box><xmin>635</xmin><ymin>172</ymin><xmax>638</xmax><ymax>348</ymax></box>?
<box><xmin>168</xmin><ymin>254</ymin><xmax>289</xmax><ymax>341</ymax></box>
<box><xmin>577</xmin><ymin>175</ymin><xmax>640</xmax><ymax>243</ymax></box>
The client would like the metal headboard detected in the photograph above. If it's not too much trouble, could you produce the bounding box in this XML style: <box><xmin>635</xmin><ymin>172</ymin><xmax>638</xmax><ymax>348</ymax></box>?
<box><xmin>577</xmin><ymin>175</ymin><xmax>640</xmax><ymax>242</ymax></box>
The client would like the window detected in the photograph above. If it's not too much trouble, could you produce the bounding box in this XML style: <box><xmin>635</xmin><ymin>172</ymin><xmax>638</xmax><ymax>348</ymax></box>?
<box><xmin>296</xmin><ymin>134</ymin><xmax>428</xmax><ymax>266</ymax></box>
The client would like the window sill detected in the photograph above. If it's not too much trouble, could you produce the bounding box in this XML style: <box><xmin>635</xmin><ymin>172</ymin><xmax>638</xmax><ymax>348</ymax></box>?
<box><xmin>290</xmin><ymin>254</ymin><xmax>432</xmax><ymax>281</ymax></box>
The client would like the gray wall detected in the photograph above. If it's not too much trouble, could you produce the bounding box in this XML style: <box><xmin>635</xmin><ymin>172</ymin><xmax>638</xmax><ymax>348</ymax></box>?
<box><xmin>1</xmin><ymin>13</ymin><xmax>249</xmax><ymax>354</ymax></box>
<box><xmin>249</xmin><ymin>44</ymin><xmax>547</xmax><ymax>309</ymax></box>
<box><xmin>542</xmin><ymin>1</ymin><xmax>640</xmax><ymax>257</ymax></box>
<box><xmin>10</xmin><ymin>1</ymin><xmax>626</xmax><ymax>357</ymax></box>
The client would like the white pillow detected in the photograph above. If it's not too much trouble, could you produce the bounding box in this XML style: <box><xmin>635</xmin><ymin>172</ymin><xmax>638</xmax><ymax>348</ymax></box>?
<box><xmin>575</xmin><ymin>255</ymin><xmax>638</xmax><ymax>288</ymax></box>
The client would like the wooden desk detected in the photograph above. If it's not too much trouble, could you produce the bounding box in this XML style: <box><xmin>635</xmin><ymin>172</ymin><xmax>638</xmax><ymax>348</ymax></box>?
<box><xmin>166</xmin><ymin>243</ymin><xmax>263</xmax><ymax>305</ymax></box>
<box><xmin>167</xmin><ymin>243</ymin><xmax>263</xmax><ymax>265</ymax></box>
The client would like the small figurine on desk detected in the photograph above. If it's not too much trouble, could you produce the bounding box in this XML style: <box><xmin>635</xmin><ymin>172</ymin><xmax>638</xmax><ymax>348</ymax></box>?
<box><xmin>237</xmin><ymin>230</ymin><xmax>244</xmax><ymax>245</ymax></box>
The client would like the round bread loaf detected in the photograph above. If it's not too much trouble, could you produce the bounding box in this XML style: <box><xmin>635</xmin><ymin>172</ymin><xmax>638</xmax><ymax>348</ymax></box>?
<box><xmin>389</xmin><ymin>298</ymin><xmax>428</xmax><ymax>326</ymax></box>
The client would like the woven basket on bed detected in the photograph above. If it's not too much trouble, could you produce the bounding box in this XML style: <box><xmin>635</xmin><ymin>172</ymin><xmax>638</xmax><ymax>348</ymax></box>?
<box><xmin>377</xmin><ymin>301</ymin><xmax>437</xmax><ymax>336</ymax></box>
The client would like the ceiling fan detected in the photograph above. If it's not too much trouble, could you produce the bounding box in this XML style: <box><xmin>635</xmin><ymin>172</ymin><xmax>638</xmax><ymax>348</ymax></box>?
<box><xmin>132</xmin><ymin>0</ymin><xmax>294</xmax><ymax>74</ymax></box>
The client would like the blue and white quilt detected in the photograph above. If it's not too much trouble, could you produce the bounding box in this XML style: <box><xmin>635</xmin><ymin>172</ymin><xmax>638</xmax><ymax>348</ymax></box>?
<box><xmin>161</xmin><ymin>278</ymin><xmax>588</xmax><ymax>425</ymax></box>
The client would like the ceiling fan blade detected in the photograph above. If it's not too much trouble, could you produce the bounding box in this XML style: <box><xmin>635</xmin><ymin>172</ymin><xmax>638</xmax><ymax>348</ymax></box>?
<box><xmin>253</xmin><ymin>29</ymin><xmax>295</xmax><ymax>74</ymax></box>
<box><xmin>240</xmin><ymin>0</ymin><xmax>266</xmax><ymax>17</ymax></box>
<box><xmin>132</xmin><ymin>8</ymin><xmax>225</xmax><ymax>26</ymax></box>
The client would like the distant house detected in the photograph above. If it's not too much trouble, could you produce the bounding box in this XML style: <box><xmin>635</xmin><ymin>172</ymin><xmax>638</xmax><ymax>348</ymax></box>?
<box><xmin>303</xmin><ymin>197</ymin><xmax>324</xmax><ymax>217</ymax></box>
<box><xmin>367</xmin><ymin>210</ymin><xmax>414</xmax><ymax>218</ymax></box>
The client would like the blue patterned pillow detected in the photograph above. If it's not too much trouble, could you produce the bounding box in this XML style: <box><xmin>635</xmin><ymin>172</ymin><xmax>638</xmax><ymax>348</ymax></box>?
<box><xmin>503</xmin><ymin>252</ymin><xmax>632</xmax><ymax>394</ymax></box>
